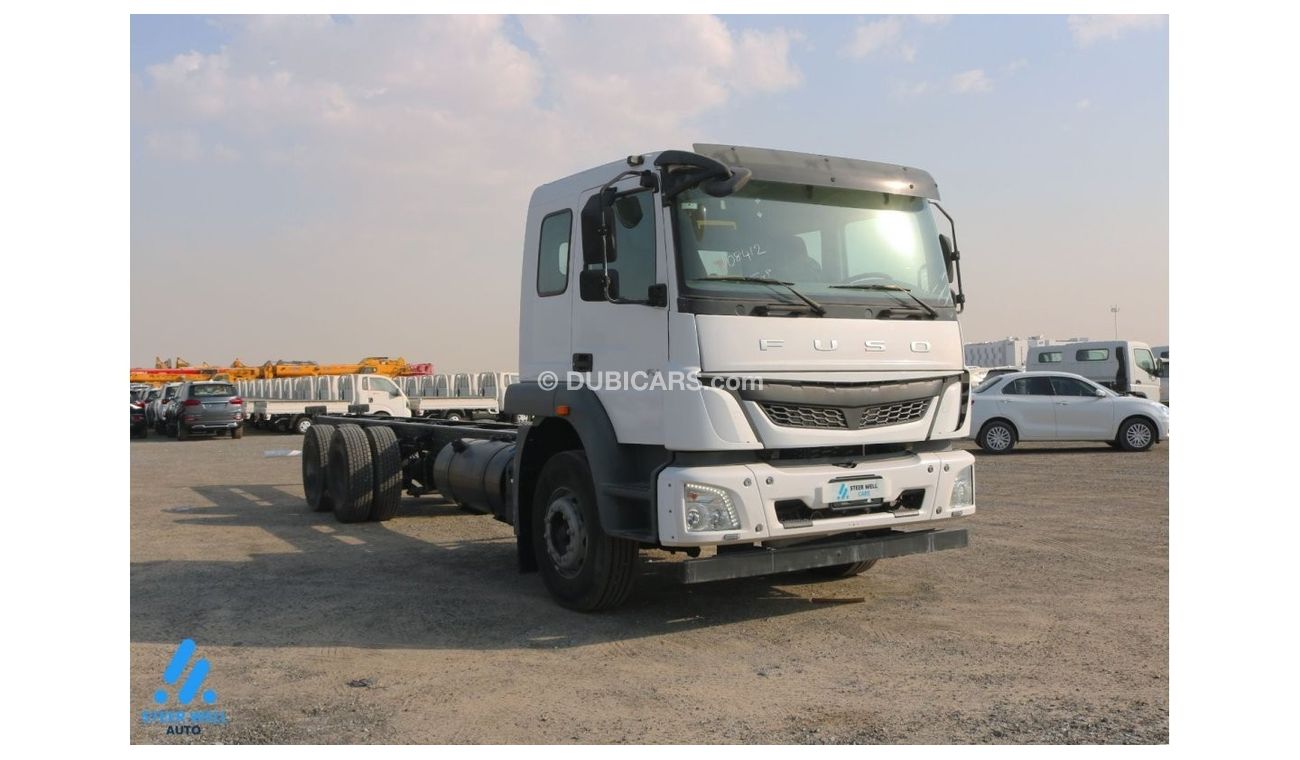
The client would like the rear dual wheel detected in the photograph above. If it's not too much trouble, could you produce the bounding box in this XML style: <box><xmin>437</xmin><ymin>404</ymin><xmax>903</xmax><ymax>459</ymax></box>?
<box><xmin>307</xmin><ymin>424</ymin><xmax>403</xmax><ymax>522</ymax></box>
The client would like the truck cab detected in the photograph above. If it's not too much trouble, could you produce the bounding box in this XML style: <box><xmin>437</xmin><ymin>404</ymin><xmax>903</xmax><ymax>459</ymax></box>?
<box><xmin>504</xmin><ymin>145</ymin><xmax>975</xmax><ymax>608</ymax></box>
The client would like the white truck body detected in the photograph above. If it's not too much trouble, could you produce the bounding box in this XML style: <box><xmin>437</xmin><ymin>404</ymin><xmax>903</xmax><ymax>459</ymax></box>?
<box><xmin>1026</xmin><ymin>340</ymin><xmax>1162</xmax><ymax>400</ymax></box>
<box><xmin>238</xmin><ymin>374</ymin><xmax>411</xmax><ymax>432</ymax></box>
<box><xmin>397</xmin><ymin>371</ymin><xmax>519</xmax><ymax>419</ymax></box>
<box><xmin>306</xmin><ymin>144</ymin><xmax>976</xmax><ymax>610</ymax></box>
<box><xmin>513</xmin><ymin>144</ymin><xmax>976</xmax><ymax>552</ymax></box>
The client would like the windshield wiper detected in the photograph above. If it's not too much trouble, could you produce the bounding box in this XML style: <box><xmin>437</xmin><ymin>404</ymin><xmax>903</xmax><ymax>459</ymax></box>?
<box><xmin>827</xmin><ymin>283</ymin><xmax>939</xmax><ymax>319</ymax></box>
<box><xmin>692</xmin><ymin>276</ymin><xmax>826</xmax><ymax>316</ymax></box>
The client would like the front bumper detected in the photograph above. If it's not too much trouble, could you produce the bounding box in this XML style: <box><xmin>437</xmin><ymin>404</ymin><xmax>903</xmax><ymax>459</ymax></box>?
<box><xmin>657</xmin><ymin>448</ymin><xmax>975</xmax><ymax>547</ymax></box>
<box><xmin>648</xmin><ymin>527</ymin><xmax>969</xmax><ymax>583</ymax></box>
<box><xmin>181</xmin><ymin>417</ymin><xmax>243</xmax><ymax>431</ymax></box>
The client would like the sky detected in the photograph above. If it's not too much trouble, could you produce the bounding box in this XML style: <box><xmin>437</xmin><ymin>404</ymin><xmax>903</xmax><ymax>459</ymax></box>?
<box><xmin>130</xmin><ymin>14</ymin><xmax>1168</xmax><ymax>371</ymax></box>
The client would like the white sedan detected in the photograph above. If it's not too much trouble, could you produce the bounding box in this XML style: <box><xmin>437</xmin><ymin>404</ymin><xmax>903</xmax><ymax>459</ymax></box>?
<box><xmin>970</xmin><ymin>371</ymin><xmax>1169</xmax><ymax>453</ymax></box>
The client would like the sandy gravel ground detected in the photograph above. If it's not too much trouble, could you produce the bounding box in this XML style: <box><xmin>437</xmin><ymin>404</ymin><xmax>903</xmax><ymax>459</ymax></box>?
<box><xmin>130</xmin><ymin>429</ymin><xmax>1167</xmax><ymax>744</ymax></box>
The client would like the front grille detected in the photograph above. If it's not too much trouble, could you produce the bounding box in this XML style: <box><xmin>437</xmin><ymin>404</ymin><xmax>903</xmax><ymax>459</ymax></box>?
<box><xmin>759</xmin><ymin>398</ymin><xmax>932</xmax><ymax>431</ymax></box>
<box><xmin>860</xmin><ymin>399</ymin><xmax>931</xmax><ymax>427</ymax></box>
<box><xmin>759</xmin><ymin>403</ymin><xmax>848</xmax><ymax>429</ymax></box>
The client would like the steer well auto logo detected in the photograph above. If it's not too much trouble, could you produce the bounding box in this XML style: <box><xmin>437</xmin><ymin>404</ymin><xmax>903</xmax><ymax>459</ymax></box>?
<box><xmin>139</xmin><ymin>639</ymin><xmax>229</xmax><ymax>735</ymax></box>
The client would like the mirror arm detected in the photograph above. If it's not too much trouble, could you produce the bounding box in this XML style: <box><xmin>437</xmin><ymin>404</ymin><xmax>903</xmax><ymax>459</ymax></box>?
<box><xmin>930</xmin><ymin>201</ymin><xmax>966</xmax><ymax>312</ymax></box>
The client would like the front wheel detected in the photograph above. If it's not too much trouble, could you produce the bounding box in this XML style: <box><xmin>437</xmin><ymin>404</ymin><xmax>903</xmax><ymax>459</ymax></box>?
<box><xmin>291</xmin><ymin>415</ymin><xmax>312</xmax><ymax>435</ymax></box>
<box><xmin>1117</xmin><ymin>417</ymin><xmax>1156</xmax><ymax>452</ymax></box>
<box><xmin>531</xmin><ymin>451</ymin><xmax>638</xmax><ymax>611</ymax></box>
<box><xmin>977</xmin><ymin>420</ymin><xmax>1016</xmax><ymax>453</ymax></box>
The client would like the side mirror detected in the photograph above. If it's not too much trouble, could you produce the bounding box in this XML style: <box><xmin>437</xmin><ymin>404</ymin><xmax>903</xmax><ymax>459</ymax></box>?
<box><xmin>580</xmin><ymin>268</ymin><xmax>619</xmax><ymax>301</ymax></box>
<box><xmin>613</xmin><ymin>195</ymin><xmax>643</xmax><ymax>229</ymax></box>
<box><xmin>939</xmin><ymin>233</ymin><xmax>956</xmax><ymax>282</ymax></box>
<box><xmin>581</xmin><ymin>189</ymin><xmax>617</xmax><ymax>266</ymax></box>
<box><xmin>1095</xmin><ymin>388</ymin><xmax>1108</xmax><ymax>397</ymax></box>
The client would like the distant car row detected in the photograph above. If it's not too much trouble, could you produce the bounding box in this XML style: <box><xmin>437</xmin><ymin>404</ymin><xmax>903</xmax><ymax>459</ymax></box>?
<box><xmin>131</xmin><ymin>372</ymin><xmax>522</xmax><ymax>439</ymax></box>
<box><xmin>131</xmin><ymin>381</ymin><xmax>246</xmax><ymax>440</ymax></box>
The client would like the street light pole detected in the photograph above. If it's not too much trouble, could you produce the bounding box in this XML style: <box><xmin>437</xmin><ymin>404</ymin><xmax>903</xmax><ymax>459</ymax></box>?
<box><xmin>1110</xmin><ymin>305</ymin><xmax>1120</xmax><ymax>340</ymax></box>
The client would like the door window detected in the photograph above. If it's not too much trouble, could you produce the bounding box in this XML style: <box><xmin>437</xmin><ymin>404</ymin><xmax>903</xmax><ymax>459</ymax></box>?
<box><xmin>1134</xmin><ymin>348</ymin><xmax>1157</xmax><ymax>374</ymax></box>
<box><xmin>603</xmin><ymin>191</ymin><xmax>657</xmax><ymax>301</ymax></box>
<box><xmin>536</xmin><ymin>210</ymin><xmax>572</xmax><ymax>297</ymax></box>
<box><xmin>1049</xmin><ymin>376</ymin><xmax>1097</xmax><ymax>396</ymax></box>
<box><xmin>1004</xmin><ymin>377</ymin><xmax>1056</xmax><ymax>396</ymax></box>
<box><xmin>371</xmin><ymin>377</ymin><xmax>399</xmax><ymax>396</ymax></box>
<box><xmin>1077</xmin><ymin>348</ymin><xmax>1110</xmax><ymax>361</ymax></box>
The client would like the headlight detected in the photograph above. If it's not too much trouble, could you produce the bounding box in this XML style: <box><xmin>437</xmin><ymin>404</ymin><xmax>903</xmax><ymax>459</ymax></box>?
<box><xmin>683</xmin><ymin>483</ymin><xmax>741</xmax><ymax>532</ymax></box>
<box><xmin>949</xmin><ymin>465</ymin><xmax>975</xmax><ymax>508</ymax></box>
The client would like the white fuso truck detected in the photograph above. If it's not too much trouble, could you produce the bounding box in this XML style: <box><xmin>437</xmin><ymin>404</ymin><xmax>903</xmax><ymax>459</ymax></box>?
<box><xmin>302</xmin><ymin>145</ymin><xmax>977</xmax><ymax>610</ymax></box>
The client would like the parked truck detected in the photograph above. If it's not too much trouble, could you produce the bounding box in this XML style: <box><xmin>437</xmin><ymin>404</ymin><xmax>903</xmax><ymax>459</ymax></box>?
<box><xmin>238</xmin><ymin>374</ymin><xmax>412</xmax><ymax>434</ymax></box>
<box><xmin>301</xmin><ymin>145</ymin><xmax>976</xmax><ymax>610</ymax></box>
<box><xmin>397</xmin><ymin>371</ymin><xmax>519</xmax><ymax>421</ymax></box>
<box><xmin>1026</xmin><ymin>340</ymin><xmax>1163</xmax><ymax>400</ymax></box>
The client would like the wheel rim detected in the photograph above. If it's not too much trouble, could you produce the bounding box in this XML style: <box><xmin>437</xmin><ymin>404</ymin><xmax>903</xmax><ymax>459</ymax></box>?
<box><xmin>986</xmin><ymin>425</ymin><xmax>1012</xmax><ymax>450</ymax></box>
<box><xmin>1126</xmin><ymin>422</ymin><xmax>1152</xmax><ymax>448</ymax></box>
<box><xmin>544</xmin><ymin>490</ymin><xmax>587</xmax><ymax>579</ymax></box>
<box><xmin>296</xmin><ymin>418</ymin><xmax>312</xmax><ymax>434</ymax></box>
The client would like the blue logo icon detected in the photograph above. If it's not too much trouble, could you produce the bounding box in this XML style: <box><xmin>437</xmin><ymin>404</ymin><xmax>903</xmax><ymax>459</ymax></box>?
<box><xmin>837</xmin><ymin>484</ymin><xmax>850</xmax><ymax>500</ymax></box>
<box><xmin>154</xmin><ymin>639</ymin><xmax>217</xmax><ymax>706</ymax></box>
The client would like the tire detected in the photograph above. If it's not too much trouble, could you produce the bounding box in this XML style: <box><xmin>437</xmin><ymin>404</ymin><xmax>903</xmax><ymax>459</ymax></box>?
<box><xmin>176</xmin><ymin>422</ymin><xmax>189</xmax><ymax>441</ymax></box>
<box><xmin>328</xmin><ymin>425</ymin><xmax>373</xmax><ymax>523</ymax></box>
<box><xmin>531</xmin><ymin>451</ymin><xmax>638</xmax><ymax>611</ymax></box>
<box><xmin>444</xmin><ymin>411</ymin><xmax>464</xmax><ymax>422</ymax></box>
<box><xmin>1117</xmin><ymin>417</ymin><xmax>1156</xmax><ymax>452</ymax></box>
<box><xmin>302</xmin><ymin>424</ymin><xmax>335</xmax><ymax>512</ymax></box>
<box><xmin>976</xmin><ymin>420</ymin><xmax>1016</xmax><ymax>453</ymax></box>
<box><xmin>291</xmin><ymin>415</ymin><xmax>312</xmax><ymax>435</ymax></box>
<box><xmin>808</xmin><ymin>559</ymin><xmax>879</xmax><ymax>578</ymax></box>
<box><xmin>365</xmin><ymin>426</ymin><xmax>403</xmax><ymax>522</ymax></box>
<box><xmin>273</xmin><ymin>417</ymin><xmax>291</xmax><ymax>433</ymax></box>
<box><xmin>231</xmin><ymin>425</ymin><xmax>244</xmax><ymax>440</ymax></box>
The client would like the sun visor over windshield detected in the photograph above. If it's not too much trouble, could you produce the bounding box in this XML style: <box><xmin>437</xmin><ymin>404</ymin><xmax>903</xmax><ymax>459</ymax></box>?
<box><xmin>693</xmin><ymin>144</ymin><xmax>941</xmax><ymax>200</ymax></box>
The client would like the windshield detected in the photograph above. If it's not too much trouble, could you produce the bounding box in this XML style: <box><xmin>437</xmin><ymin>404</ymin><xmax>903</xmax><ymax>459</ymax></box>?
<box><xmin>674</xmin><ymin>180</ymin><xmax>953</xmax><ymax>310</ymax></box>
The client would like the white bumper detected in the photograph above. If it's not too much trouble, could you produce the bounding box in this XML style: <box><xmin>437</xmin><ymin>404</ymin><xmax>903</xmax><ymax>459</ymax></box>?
<box><xmin>657</xmin><ymin>449</ymin><xmax>976</xmax><ymax>547</ymax></box>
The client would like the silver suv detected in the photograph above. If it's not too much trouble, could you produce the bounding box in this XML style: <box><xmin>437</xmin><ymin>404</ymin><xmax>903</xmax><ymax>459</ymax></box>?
<box><xmin>152</xmin><ymin>382</ymin><xmax>183</xmax><ymax>434</ymax></box>
<box><xmin>172</xmin><ymin>382</ymin><xmax>245</xmax><ymax>440</ymax></box>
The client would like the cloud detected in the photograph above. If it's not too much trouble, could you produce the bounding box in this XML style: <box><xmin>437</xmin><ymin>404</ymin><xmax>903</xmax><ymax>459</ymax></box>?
<box><xmin>1004</xmin><ymin>58</ymin><xmax>1029</xmax><ymax>73</ymax></box>
<box><xmin>951</xmin><ymin>69</ymin><xmax>993</xmax><ymax>94</ymax></box>
<box><xmin>1075</xmin><ymin>98</ymin><xmax>1092</xmax><ymax>111</ymax></box>
<box><xmin>1068</xmin><ymin>15</ymin><xmax>1166</xmax><ymax>47</ymax></box>
<box><xmin>842</xmin><ymin>17</ymin><xmax>914</xmax><ymax>61</ymax></box>
<box><xmin>131</xmin><ymin>15</ymin><xmax>807</xmax><ymax>367</ymax></box>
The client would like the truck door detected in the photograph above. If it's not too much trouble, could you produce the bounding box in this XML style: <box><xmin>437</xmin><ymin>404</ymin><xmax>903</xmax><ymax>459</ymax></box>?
<box><xmin>1131</xmin><ymin>346</ymin><xmax>1161</xmax><ymax>400</ymax></box>
<box><xmin>570</xmin><ymin>180</ymin><xmax>669</xmax><ymax>445</ymax></box>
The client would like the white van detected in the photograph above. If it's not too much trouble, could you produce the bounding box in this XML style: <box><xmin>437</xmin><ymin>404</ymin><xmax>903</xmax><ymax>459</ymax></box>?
<box><xmin>1026</xmin><ymin>340</ymin><xmax>1162</xmax><ymax>400</ymax></box>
